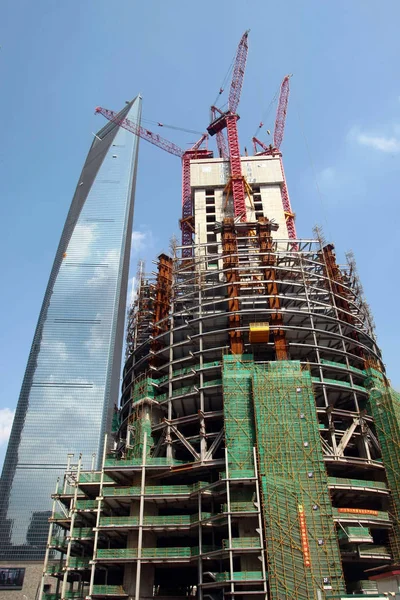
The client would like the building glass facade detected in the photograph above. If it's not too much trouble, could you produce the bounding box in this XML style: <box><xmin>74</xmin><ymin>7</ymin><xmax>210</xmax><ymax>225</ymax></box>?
<box><xmin>0</xmin><ymin>96</ymin><xmax>142</xmax><ymax>560</ymax></box>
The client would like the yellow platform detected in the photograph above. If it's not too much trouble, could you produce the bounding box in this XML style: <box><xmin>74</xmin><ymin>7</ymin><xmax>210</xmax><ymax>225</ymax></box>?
<box><xmin>249</xmin><ymin>323</ymin><xmax>270</xmax><ymax>344</ymax></box>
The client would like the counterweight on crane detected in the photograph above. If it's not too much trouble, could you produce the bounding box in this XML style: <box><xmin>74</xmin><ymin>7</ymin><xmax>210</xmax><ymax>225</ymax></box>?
<box><xmin>95</xmin><ymin>107</ymin><xmax>212</xmax><ymax>256</ymax></box>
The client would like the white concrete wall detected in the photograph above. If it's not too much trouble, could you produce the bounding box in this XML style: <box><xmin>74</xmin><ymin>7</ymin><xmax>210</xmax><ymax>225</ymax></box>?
<box><xmin>190</xmin><ymin>155</ymin><xmax>284</xmax><ymax>188</ymax></box>
<box><xmin>260</xmin><ymin>184</ymin><xmax>288</xmax><ymax>237</ymax></box>
<box><xmin>191</xmin><ymin>154</ymin><xmax>289</xmax><ymax>247</ymax></box>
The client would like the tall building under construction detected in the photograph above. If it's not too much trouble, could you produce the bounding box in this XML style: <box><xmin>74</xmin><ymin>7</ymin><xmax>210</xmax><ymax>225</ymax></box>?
<box><xmin>33</xmin><ymin>33</ymin><xmax>400</xmax><ymax>600</ymax></box>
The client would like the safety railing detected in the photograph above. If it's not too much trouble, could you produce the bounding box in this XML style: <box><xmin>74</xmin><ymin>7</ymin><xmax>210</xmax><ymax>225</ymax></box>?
<box><xmin>358</xmin><ymin>544</ymin><xmax>391</xmax><ymax>557</ymax></box>
<box><xmin>71</xmin><ymin>527</ymin><xmax>95</xmax><ymax>539</ymax></box>
<box><xmin>223</xmin><ymin>537</ymin><xmax>261</xmax><ymax>548</ymax></box>
<box><xmin>104</xmin><ymin>457</ymin><xmax>185</xmax><ymax>467</ymax></box>
<box><xmin>78</xmin><ymin>472</ymin><xmax>114</xmax><ymax>484</ymax></box>
<box><xmin>91</xmin><ymin>586</ymin><xmax>128</xmax><ymax>596</ymax></box>
<box><xmin>221</xmin><ymin>502</ymin><xmax>258</xmax><ymax>513</ymax></box>
<box><xmin>75</xmin><ymin>499</ymin><xmax>98</xmax><ymax>510</ymax></box>
<box><xmin>328</xmin><ymin>477</ymin><xmax>387</xmax><ymax>490</ymax></box>
<box><xmin>332</xmin><ymin>508</ymin><xmax>390</xmax><ymax>522</ymax></box>
<box><xmin>97</xmin><ymin>547</ymin><xmax>192</xmax><ymax>559</ymax></box>
<box><xmin>68</xmin><ymin>557</ymin><xmax>91</xmax><ymax>569</ymax></box>
<box><xmin>214</xmin><ymin>571</ymin><xmax>263</xmax><ymax>582</ymax></box>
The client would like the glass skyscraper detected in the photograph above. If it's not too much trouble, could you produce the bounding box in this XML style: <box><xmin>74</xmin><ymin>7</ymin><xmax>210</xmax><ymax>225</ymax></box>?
<box><xmin>0</xmin><ymin>96</ymin><xmax>142</xmax><ymax>560</ymax></box>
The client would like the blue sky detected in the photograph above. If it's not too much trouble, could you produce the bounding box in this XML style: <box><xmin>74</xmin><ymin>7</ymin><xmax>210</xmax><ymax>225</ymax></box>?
<box><xmin>1</xmin><ymin>0</ymin><xmax>400</xmax><ymax>469</ymax></box>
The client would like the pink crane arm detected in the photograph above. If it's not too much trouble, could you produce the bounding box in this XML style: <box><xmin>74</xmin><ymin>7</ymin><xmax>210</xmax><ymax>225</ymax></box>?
<box><xmin>273</xmin><ymin>75</ymin><xmax>290</xmax><ymax>150</ymax></box>
<box><xmin>95</xmin><ymin>107</ymin><xmax>184</xmax><ymax>158</ymax></box>
<box><xmin>190</xmin><ymin>133</ymin><xmax>209</xmax><ymax>151</ymax></box>
<box><xmin>228</xmin><ymin>30</ymin><xmax>250</xmax><ymax>114</ymax></box>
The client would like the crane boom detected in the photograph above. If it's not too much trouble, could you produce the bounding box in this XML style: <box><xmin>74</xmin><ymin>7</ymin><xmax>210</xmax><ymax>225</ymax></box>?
<box><xmin>207</xmin><ymin>31</ymin><xmax>250</xmax><ymax>221</ymax></box>
<box><xmin>251</xmin><ymin>75</ymin><xmax>296</xmax><ymax>239</ymax></box>
<box><xmin>229</xmin><ymin>30</ymin><xmax>250</xmax><ymax>114</ymax></box>
<box><xmin>96</xmin><ymin>106</ymin><xmax>211</xmax><ymax>257</ymax></box>
<box><xmin>95</xmin><ymin>107</ymin><xmax>184</xmax><ymax>158</ymax></box>
<box><xmin>273</xmin><ymin>74</ymin><xmax>290</xmax><ymax>150</ymax></box>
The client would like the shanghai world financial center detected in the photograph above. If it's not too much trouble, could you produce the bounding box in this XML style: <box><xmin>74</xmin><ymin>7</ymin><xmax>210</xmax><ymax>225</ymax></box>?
<box><xmin>0</xmin><ymin>96</ymin><xmax>142</xmax><ymax>560</ymax></box>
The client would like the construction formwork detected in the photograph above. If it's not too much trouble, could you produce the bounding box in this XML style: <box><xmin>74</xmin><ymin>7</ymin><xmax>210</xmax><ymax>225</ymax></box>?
<box><xmin>39</xmin><ymin>219</ymin><xmax>398</xmax><ymax>600</ymax></box>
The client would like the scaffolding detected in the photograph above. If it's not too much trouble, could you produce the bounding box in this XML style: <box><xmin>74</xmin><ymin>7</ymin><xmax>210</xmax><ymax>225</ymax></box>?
<box><xmin>252</xmin><ymin>360</ymin><xmax>345</xmax><ymax>600</ymax></box>
<box><xmin>365</xmin><ymin>366</ymin><xmax>400</xmax><ymax>561</ymax></box>
<box><xmin>222</xmin><ymin>354</ymin><xmax>255</xmax><ymax>477</ymax></box>
<box><xmin>125</xmin><ymin>261</ymin><xmax>156</xmax><ymax>359</ymax></box>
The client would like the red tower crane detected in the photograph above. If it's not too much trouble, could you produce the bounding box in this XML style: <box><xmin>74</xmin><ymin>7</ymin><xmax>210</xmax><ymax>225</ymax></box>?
<box><xmin>95</xmin><ymin>107</ymin><xmax>212</xmax><ymax>257</ymax></box>
<box><xmin>207</xmin><ymin>30</ymin><xmax>250</xmax><ymax>221</ymax></box>
<box><xmin>252</xmin><ymin>75</ymin><xmax>296</xmax><ymax>239</ymax></box>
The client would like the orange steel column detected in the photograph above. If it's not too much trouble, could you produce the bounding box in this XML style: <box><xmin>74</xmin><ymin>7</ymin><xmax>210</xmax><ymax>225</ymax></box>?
<box><xmin>222</xmin><ymin>218</ymin><xmax>244</xmax><ymax>355</ymax></box>
<box><xmin>258</xmin><ymin>217</ymin><xmax>288</xmax><ymax>360</ymax></box>
<box><xmin>150</xmin><ymin>253</ymin><xmax>173</xmax><ymax>365</ymax></box>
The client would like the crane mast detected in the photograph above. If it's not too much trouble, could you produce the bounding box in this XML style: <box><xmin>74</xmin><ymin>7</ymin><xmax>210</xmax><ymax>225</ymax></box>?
<box><xmin>97</xmin><ymin>36</ymin><xmax>296</xmax><ymax>247</ymax></box>
<box><xmin>251</xmin><ymin>75</ymin><xmax>296</xmax><ymax>239</ymax></box>
<box><xmin>207</xmin><ymin>30</ymin><xmax>249</xmax><ymax>221</ymax></box>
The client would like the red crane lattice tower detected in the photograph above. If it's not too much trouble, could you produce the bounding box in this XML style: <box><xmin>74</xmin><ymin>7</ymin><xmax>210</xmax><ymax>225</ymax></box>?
<box><xmin>207</xmin><ymin>30</ymin><xmax>249</xmax><ymax>221</ymax></box>
<box><xmin>252</xmin><ymin>75</ymin><xmax>296</xmax><ymax>239</ymax></box>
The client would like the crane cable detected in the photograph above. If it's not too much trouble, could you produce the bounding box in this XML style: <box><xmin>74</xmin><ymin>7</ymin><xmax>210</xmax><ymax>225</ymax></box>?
<box><xmin>212</xmin><ymin>49</ymin><xmax>236</xmax><ymax>108</ymax></box>
<box><xmin>129</xmin><ymin>116</ymin><xmax>204</xmax><ymax>136</ymax></box>
<box><xmin>252</xmin><ymin>82</ymin><xmax>281</xmax><ymax>139</ymax></box>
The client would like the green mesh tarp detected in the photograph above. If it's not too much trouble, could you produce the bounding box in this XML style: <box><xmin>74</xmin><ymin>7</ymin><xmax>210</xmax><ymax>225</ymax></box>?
<box><xmin>365</xmin><ymin>367</ymin><xmax>400</xmax><ymax>560</ymax></box>
<box><xmin>222</xmin><ymin>355</ymin><xmax>255</xmax><ymax>478</ymax></box>
<box><xmin>222</xmin><ymin>356</ymin><xmax>345</xmax><ymax>600</ymax></box>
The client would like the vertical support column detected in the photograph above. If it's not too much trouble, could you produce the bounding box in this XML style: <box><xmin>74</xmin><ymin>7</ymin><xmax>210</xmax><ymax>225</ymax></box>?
<box><xmin>198</xmin><ymin>282</ymin><xmax>207</xmax><ymax>460</ymax></box>
<box><xmin>89</xmin><ymin>435</ymin><xmax>108</xmax><ymax>598</ymax></box>
<box><xmin>61</xmin><ymin>454</ymin><xmax>82</xmax><ymax>600</ymax></box>
<box><xmin>181</xmin><ymin>154</ymin><xmax>194</xmax><ymax>256</ymax></box>
<box><xmin>150</xmin><ymin>254</ymin><xmax>173</xmax><ymax>366</ymax></box>
<box><xmin>258</xmin><ymin>217</ymin><xmax>288</xmax><ymax>360</ymax></box>
<box><xmin>63</xmin><ymin>454</ymin><xmax>74</xmax><ymax>494</ymax></box>
<box><xmin>135</xmin><ymin>431</ymin><xmax>148</xmax><ymax>600</ymax></box>
<box><xmin>224</xmin><ymin>450</ymin><xmax>235</xmax><ymax>597</ymax></box>
<box><xmin>197</xmin><ymin>489</ymin><xmax>203</xmax><ymax>600</ymax></box>
<box><xmin>39</xmin><ymin>478</ymin><xmax>61</xmax><ymax>600</ymax></box>
<box><xmin>222</xmin><ymin>218</ymin><xmax>243</xmax><ymax>355</ymax></box>
<box><xmin>166</xmin><ymin>252</ymin><xmax>176</xmax><ymax>459</ymax></box>
<box><xmin>253</xmin><ymin>448</ymin><xmax>268</xmax><ymax>600</ymax></box>
<box><xmin>181</xmin><ymin>148</ymin><xmax>212</xmax><ymax>256</ymax></box>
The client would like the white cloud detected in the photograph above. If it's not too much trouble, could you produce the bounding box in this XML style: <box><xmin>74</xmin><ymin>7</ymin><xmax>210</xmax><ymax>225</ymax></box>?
<box><xmin>131</xmin><ymin>230</ymin><xmax>153</xmax><ymax>254</ymax></box>
<box><xmin>66</xmin><ymin>223</ymin><xmax>97</xmax><ymax>263</ymax></box>
<box><xmin>42</xmin><ymin>340</ymin><xmax>68</xmax><ymax>361</ymax></box>
<box><xmin>85</xmin><ymin>312</ymin><xmax>108</xmax><ymax>357</ymax></box>
<box><xmin>319</xmin><ymin>166</ymin><xmax>336</xmax><ymax>185</ymax></box>
<box><xmin>87</xmin><ymin>247</ymin><xmax>120</xmax><ymax>288</ymax></box>
<box><xmin>349</xmin><ymin>127</ymin><xmax>400</xmax><ymax>153</ymax></box>
<box><xmin>127</xmin><ymin>276</ymin><xmax>136</xmax><ymax>306</ymax></box>
<box><xmin>0</xmin><ymin>408</ymin><xmax>15</xmax><ymax>445</ymax></box>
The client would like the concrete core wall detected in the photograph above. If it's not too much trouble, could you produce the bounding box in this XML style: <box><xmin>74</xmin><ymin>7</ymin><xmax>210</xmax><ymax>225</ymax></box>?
<box><xmin>191</xmin><ymin>154</ymin><xmax>288</xmax><ymax>246</ymax></box>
